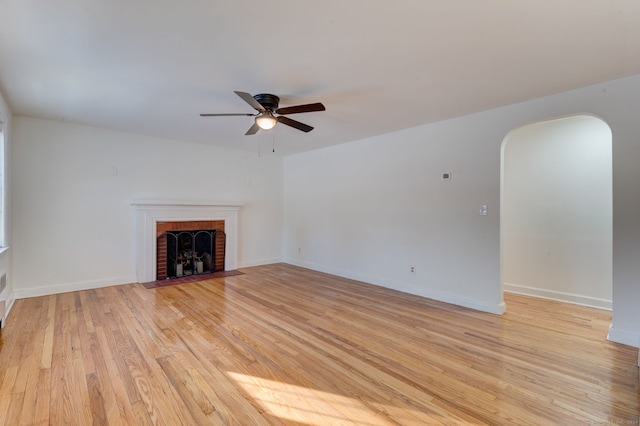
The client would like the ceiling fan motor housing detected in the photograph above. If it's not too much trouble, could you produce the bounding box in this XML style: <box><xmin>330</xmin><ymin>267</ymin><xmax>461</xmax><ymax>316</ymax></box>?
<box><xmin>253</xmin><ymin>93</ymin><xmax>280</xmax><ymax>111</ymax></box>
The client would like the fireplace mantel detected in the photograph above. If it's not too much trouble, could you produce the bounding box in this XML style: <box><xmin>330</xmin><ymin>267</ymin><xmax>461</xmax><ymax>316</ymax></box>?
<box><xmin>131</xmin><ymin>199</ymin><xmax>242</xmax><ymax>283</ymax></box>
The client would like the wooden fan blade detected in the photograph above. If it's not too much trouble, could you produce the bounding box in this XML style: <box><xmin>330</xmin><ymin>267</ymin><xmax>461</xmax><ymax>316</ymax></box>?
<box><xmin>234</xmin><ymin>91</ymin><xmax>266</xmax><ymax>112</ymax></box>
<box><xmin>200</xmin><ymin>113</ymin><xmax>254</xmax><ymax>117</ymax></box>
<box><xmin>277</xmin><ymin>116</ymin><xmax>313</xmax><ymax>133</ymax></box>
<box><xmin>276</xmin><ymin>102</ymin><xmax>326</xmax><ymax>115</ymax></box>
<box><xmin>245</xmin><ymin>122</ymin><xmax>260</xmax><ymax>135</ymax></box>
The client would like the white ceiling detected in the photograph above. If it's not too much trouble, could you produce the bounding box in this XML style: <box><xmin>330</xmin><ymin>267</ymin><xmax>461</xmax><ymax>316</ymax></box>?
<box><xmin>1</xmin><ymin>1</ymin><xmax>639</xmax><ymax>156</ymax></box>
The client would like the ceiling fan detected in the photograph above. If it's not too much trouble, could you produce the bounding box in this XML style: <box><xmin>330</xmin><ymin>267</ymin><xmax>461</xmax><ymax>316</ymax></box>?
<box><xmin>200</xmin><ymin>91</ymin><xmax>325</xmax><ymax>135</ymax></box>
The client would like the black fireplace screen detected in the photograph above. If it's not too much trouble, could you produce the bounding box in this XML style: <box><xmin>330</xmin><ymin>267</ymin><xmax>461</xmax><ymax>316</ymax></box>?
<box><xmin>166</xmin><ymin>230</ymin><xmax>217</xmax><ymax>278</ymax></box>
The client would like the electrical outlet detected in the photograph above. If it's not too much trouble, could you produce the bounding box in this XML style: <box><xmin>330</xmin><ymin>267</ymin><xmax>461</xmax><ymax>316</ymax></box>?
<box><xmin>410</xmin><ymin>266</ymin><xmax>415</xmax><ymax>273</ymax></box>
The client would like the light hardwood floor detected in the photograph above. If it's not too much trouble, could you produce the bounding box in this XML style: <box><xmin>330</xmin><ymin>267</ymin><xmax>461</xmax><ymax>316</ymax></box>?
<box><xmin>0</xmin><ymin>263</ymin><xmax>638</xmax><ymax>425</ymax></box>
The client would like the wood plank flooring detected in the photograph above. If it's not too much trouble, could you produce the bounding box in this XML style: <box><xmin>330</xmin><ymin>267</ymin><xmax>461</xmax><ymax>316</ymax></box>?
<box><xmin>0</xmin><ymin>263</ymin><xmax>638</xmax><ymax>425</ymax></box>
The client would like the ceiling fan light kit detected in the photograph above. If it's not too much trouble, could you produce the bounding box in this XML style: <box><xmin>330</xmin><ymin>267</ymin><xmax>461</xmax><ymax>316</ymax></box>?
<box><xmin>255</xmin><ymin>112</ymin><xmax>277</xmax><ymax>130</ymax></box>
<box><xmin>200</xmin><ymin>91</ymin><xmax>325</xmax><ymax>135</ymax></box>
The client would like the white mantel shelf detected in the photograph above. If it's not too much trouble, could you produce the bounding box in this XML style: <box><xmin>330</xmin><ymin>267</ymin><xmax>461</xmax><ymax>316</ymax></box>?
<box><xmin>131</xmin><ymin>199</ymin><xmax>244</xmax><ymax>208</ymax></box>
<box><xmin>131</xmin><ymin>200</ymin><xmax>242</xmax><ymax>283</ymax></box>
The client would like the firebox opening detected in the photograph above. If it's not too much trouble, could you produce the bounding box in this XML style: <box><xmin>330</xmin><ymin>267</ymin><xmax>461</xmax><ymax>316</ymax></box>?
<box><xmin>156</xmin><ymin>220</ymin><xmax>226</xmax><ymax>280</ymax></box>
<box><xmin>167</xmin><ymin>230</ymin><xmax>218</xmax><ymax>278</ymax></box>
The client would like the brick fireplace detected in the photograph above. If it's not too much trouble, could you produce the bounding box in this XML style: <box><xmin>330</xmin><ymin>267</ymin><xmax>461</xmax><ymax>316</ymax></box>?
<box><xmin>131</xmin><ymin>200</ymin><xmax>241</xmax><ymax>283</ymax></box>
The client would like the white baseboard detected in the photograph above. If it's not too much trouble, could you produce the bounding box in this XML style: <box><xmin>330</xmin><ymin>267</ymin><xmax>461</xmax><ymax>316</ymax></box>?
<box><xmin>503</xmin><ymin>282</ymin><xmax>612</xmax><ymax>311</ymax></box>
<box><xmin>14</xmin><ymin>275</ymin><xmax>138</xmax><ymax>300</ymax></box>
<box><xmin>238</xmin><ymin>257</ymin><xmax>283</xmax><ymax>268</ymax></box>
<box><xmin>284</xmin><ymin>258</ymin><xmax>506</xmax><ymax>315</ymax></box>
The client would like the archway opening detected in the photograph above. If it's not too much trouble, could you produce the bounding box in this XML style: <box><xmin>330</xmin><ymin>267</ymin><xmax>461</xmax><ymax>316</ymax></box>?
<box><xmin>500</xmin><ymin>115</ymin><xmax>612</xmax><ymax>310</ymax></box>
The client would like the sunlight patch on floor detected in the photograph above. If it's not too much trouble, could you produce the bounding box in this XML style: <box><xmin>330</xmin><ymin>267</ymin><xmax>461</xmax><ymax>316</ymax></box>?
<box><xmin>227</xmin><ymin>371</ymin><xmax>429</xmax><ymax>425</ymax></box>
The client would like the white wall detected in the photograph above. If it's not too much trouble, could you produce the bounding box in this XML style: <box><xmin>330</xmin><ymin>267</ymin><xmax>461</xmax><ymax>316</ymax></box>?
<box><xmin>502</xmin><ymin>115</ymin><xmax>612</xmax><ymax>309</ymax></box>
<box><xmin>283</xmin><ymin>74</ymin><xmax>640</xmax><ymax>347</ymax></box>
<box><xmin>0</xmin><ymin>90</ymin><xmax>14</xmax><ymax>324</ymax></box>
<box><xmin>12</xmin><ymin>116</ymin><xmax>283</xmax><ymax>297</ymax></box>
<box><xmin>284</xmin><ymin>115</ymin><xmax>505</xmax><ymax>314</ymax></box>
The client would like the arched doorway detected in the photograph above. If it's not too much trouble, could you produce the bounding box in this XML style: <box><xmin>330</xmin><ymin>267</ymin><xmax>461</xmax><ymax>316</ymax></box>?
<box><xmin>500</xmin><ymin>115</ymin><xmax>612</xmax><ymax>309</ymax></box>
